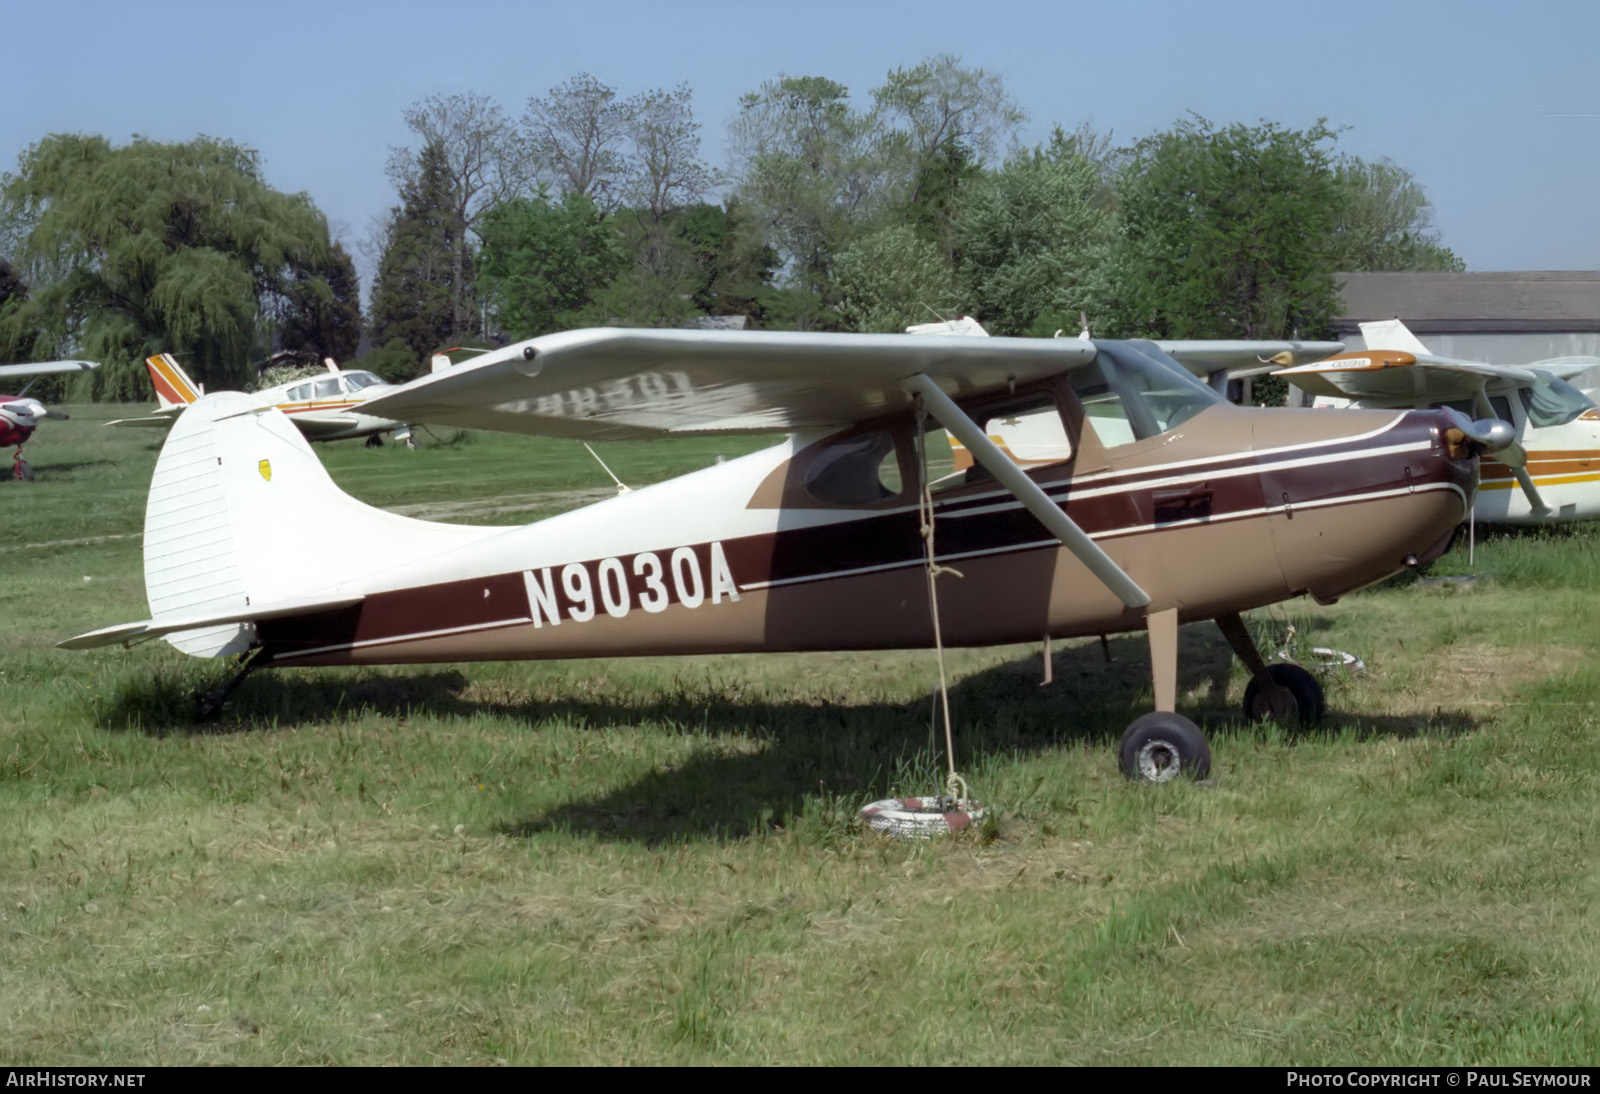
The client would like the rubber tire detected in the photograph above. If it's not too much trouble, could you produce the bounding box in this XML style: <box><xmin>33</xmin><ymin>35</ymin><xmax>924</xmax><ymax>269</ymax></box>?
<box><xmin>1242</xmin><ymin>663</ymin><xmax>1326</xmax><ymax>726</ymax></box>
<box><xmin>1118</xmin><ymin>711</ymin><xmax>1211</xmax><ymax>783</ymax></box>
<box><xmin>13</xmin><ymin>460</ymin><xmax>34</xmax><ymax>482</ymax></box>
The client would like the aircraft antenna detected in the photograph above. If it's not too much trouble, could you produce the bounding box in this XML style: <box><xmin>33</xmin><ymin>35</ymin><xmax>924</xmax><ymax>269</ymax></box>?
<box><xmin>582</xmin><ymin>442</ymin><xmax>632</xmax><ymax>495</ymax></box>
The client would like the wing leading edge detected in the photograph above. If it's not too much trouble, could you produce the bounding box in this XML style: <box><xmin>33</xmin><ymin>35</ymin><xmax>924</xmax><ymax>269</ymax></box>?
<box><xmin>361</xmin><ymin>327</ymin><xmax>1101</xmax><ymax>440</ymax></box>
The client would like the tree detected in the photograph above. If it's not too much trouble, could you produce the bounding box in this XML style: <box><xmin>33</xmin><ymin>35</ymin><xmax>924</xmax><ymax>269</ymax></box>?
<box><xmin>955</xmin><ymin>129</ymin><xmax>1116</xmax><ymax>335</ymax></box>
<box><xmin>0</xmin><ymin>256</ymin><xmax>32</xmax><ymax>362</ymax></box>
<box><xmin>729</xmin><ymin>75</ymin><xmax>898</xmax><ymax>327</ymax></box>
<box><xmin>386</xmin><ymin>92</ymin><xmax>528</xmax><ymax>338</ymax></box>
<box><xmin>522</xmin><ymin>74</ymin><xmax>632</xmax><ymax>210</ymax></box>
<box><xmin>1332</xmin><ymin>156</ymin><xmax>1464</xmax><ymax>271</ymax></box>
<box><xmin>832</xmin><ymin>224</ymin><xmax>954</xmax><ymax>332</ymax></box>
<box><xmin>1107</xmin><ymin>117</ymin><xmax>1342</xmax><ymax>339</ymax></box>
<box><xmin>873</xmin><ymin>54</ymin><xmax>1026</xmax><ymax>263</ymax></box>
<box><xmin>476</xmin><ymin>190</ymin><xmax>624</xmax><ymax>339</ymax></box>
<box><xmin>369</xmin><ymin>141</ymin><xmax>472</xmax><ymax>372</ymax></box>
<box><xmin>276</xmin><ymin>240</ymin><xmax>363</xmax><ymax>363</ymax></box>
<box><xmin>1</xmin><ymin>134</ymin><xmax>332</xmax><ymax>400</ymax></box>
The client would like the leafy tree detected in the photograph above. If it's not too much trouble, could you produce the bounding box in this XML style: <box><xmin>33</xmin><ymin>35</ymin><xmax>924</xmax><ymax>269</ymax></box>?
<box><xmin>277</xmin><ymin>241</ymin><xmax>363</xmax><ymax>363</ymax></box>
<box><xmin>0</xmin><ymin>256</ymin><xmax>32</xmax><ymax>362</ymax></box>
<box><xmin>476</xmin><ymin>190</ymin><xmax>624</xmax><ymax>339</ymax></box>
<box><xmin>1332</xmin><ymin>156</ymin><xmax>1464</xmax><ymax>272</ymax></box>
<box><xmin>955</xmin><ymin>129</ymin><xmax>1116</xmax><ymax>335</ymax></box>
<box><xmin>1108</xmin><ymin>117</ymin><xmax>1342</xmax><ymax>339</ymax></box>
<box><xmin>369</xmin><ymin>141</ymin><xmax>474</xmax><ymax>374</ymax></box>
<box><xmin>832</xmin><ymin>224</ymin><xmax>954</xmax><ymax>332</ymax></box>
<box><xmin>670</xmin><ymin>200</ymin><xmax>777</xmax><ymax>319</ymax></box>
<box><xmin>1</xmin><ymin>134</ymin><xmax>332</xmax><ymax>400</ymax></box>
<box><xmin>386</xmin><ymin>93</ymin><xmax>528</xmax><ymax>338</ymax></box>
<box><xmin>874</xmin><ymin>54</ymin><xmax>1025</xmax><ymax>262</ymax></box>
<box><xmin>730</xmin><ymin>75</ymin><xmax>892</xmax><ymax>324</ymax></box>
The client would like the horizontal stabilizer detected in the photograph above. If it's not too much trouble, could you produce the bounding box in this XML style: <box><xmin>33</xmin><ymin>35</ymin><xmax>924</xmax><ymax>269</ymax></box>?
<box><xmin>59</xmin><ymin>593</ymin><xmax>365</xmax><ymax>650</ymax></box>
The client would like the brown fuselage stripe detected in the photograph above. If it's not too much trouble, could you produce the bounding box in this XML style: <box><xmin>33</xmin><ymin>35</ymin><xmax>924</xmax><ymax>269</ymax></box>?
<box><xmin>257</xmin><ymin>415</ymin><xmax>1470</xmax><ymax>663</ymax></box>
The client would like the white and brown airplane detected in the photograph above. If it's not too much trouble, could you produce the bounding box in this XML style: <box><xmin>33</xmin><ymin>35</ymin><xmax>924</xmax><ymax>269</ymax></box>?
<box><xmin>1275</xmin><ymin>320</ymin><xmax>1600</xmax><ymax>523</ymax></box>
<box><xmin>111</xmin><ymin>353</ymin><xmax>416</xmax><ymax>445</ymax></box>
<box><xmin>63</xmin><ymin>328</ymin><xmax>1504</xmax><ymax>783</ymax></box>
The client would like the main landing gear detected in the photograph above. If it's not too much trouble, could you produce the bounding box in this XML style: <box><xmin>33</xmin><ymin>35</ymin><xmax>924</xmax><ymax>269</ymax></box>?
<box><xmin>1116</xmin><ymin>610</ymin><xmax>1326</xmax><ymax>783</ymax></box>
<box><xmin>12</xmin><ymin>446</ymin><xmax>33</xmax><ymax>481</ymax></box>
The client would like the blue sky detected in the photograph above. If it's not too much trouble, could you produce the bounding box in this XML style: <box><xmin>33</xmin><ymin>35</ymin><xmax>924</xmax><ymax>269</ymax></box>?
<box><xmin>6</xmin><ymin>0</ymin><xmax>1598</xmax><ymax>276</ymax></box>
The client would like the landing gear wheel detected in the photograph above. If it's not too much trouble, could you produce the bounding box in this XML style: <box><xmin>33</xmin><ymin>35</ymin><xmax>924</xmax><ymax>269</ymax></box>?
<box><xmin>1242</xmin><ymin>663</ymin><xmax>1326</xmax><ymax>726</ymax></box>
<box><xmin>13</xmin><ymin>459</ymin><xmax>34</xmax><ymax>482</ymax></box>
<box><xmin>1118</xmin><ymin>712</ymin><xmax>1211</xmax><ymax>783</ymax></box>
<box><xmin>365</xmin><ymin>434</ymin><xmax>383</xmax><ymax>448</ymax></box>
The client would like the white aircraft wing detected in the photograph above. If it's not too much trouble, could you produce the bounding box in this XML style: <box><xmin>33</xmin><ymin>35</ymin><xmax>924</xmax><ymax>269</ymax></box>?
<box><xmin>0</xmin><ymin>359</ymin><xmax>98</xmax><ymax>381</ymax></box>
<box><xmin>1274</xmin><ymin>350</ymin><xmax>1543</xmax><ymax>402</ymax></box>
<box><xmin>1155</xmin><ymin>340</ymin><xmax>1345</xmax><ymax>382</ymax></box>
<box><xmin>361</xmin><ymin>327</ymin><xmax>1100</xmax><ymax>439</ymax></box>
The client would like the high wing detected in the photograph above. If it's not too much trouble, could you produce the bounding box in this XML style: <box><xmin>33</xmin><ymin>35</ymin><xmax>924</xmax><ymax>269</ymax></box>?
<box><xmin>361</xmin><ymin>327</ymin><xmax>1100</xmax><ymax>440</ymax></box>
<box><xmin>0</xmin><ymin>359</ymin><xmax>98</xmax><ymax>381</ymax></box>
<box><xmin>1155</xmin><ymin>340</ymin><xmax>1345</xmax><ymax>384</ymax></box>
<box><xmin>1273</xmin><ymin>350</ymin><xmax>1539</xmax><ymax>402</ymax></box>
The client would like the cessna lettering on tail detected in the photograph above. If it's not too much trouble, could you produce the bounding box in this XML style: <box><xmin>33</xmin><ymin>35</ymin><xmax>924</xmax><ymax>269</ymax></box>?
<box><xmin>523</xmin><ymin>541</ymin><xmax>740</xmax><ymax>627</ymax></box>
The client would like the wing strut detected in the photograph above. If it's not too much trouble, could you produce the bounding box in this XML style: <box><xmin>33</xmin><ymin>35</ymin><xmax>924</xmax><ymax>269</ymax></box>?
<box><xmin>902</xmin><ymin>374</ymin><xmax>1151</xmax><ymax>609</ymax></box>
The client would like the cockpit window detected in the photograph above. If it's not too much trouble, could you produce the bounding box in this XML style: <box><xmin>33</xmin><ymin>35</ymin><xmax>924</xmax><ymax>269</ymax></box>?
<box><xmin>803</xmin><ymin>429</ymin><xmax>902</xmax><ymax>506</ymax></box>
<box><xmin>343</xmin><ymin>371</ymin><xmax>383</xmax><ymax>391</ymax></box>
<box><xmin>286</xmin><ymin>383</ymin><xmax>312</xmax><ymax>402</ymax></box>
<box><xmin>1070</xmin><ymin>341</ymin><xmax>1224</xmax><ymax>449</ymax></box>
<box><xmin>920</xmin><ymin>394</ymin><xmax>1073</xmax><ymax>493</ymax></box>
<box><xmin>1521</xmin><ymin>370</ymin><xmax>1594</xmax><ymax>428</ymax></box>
<box><xmin>313</xmin><ymin>377</ymin><xmax>342</xmax><ymax>399</ymax></box>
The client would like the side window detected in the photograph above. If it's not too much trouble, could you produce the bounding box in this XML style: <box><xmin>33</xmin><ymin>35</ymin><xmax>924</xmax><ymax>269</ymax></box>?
<box><xmin>1070</xmin><ymin>361</ymin><xmax>1145</xmax><ymax>449</ymax></box>
<box><xmin>921</xmin><ymin>394</ymin><xmax>1073</xmax><ymax>493</ymax></box>
<box><xmin>286</xmin><ymin>383</ymin><xmax>312</xmax><ymax>402</ymax></box>
<box><xmin>803</xmin><ymin>429</ymin><xmax>903</xmax><ymax>506</ymax></box>
<box><xmin>314</xmin><ymin>377</ymin><xmax>342</xmax><ymax>399</ymax></box>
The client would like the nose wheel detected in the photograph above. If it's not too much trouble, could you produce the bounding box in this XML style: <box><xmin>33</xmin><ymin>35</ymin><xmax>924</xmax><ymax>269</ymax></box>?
<box><xmin>12</xmin><ymin>447</ymin><xmax>33</xmax><ymax>482</ymax></box>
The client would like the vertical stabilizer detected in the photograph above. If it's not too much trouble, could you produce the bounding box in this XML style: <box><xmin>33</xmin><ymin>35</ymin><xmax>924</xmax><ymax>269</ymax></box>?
<box><xmin>1358</xmin><ymin>319</ymin><xmax>1432</xmax><ymax>357</ymax></box>
<box><xmin>143</xmin><ymin>354</ymin><xmax>204</xmax><ymax>410</ymax></box>
<box><xmin>143</xmin><ymin>393</ymin><xmax>499</xmax><ymax>656</ymax></box>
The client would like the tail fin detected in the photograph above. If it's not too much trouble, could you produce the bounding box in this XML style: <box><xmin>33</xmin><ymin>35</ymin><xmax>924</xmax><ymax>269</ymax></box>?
<box><xmin>1358</xmin><ymin>319</ymin><xmax>1431</xmax><ymax>357</ymax></box>
<box><xmin>127</xmin><ymin>392</ymin><xmax>497</xmax><ymax>656</ymax></box>
<box><xmin>144</xmin><ymin>353</ymin><xmax>204</xmax><ymax>410</ymax></box>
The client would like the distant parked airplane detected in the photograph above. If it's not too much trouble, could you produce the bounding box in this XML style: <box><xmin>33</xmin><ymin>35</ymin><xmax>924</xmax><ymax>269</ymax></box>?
<box><xmin>0</xmin><ymin>358</ymin><xmax>99</xmax><ymax>480</ymax></box>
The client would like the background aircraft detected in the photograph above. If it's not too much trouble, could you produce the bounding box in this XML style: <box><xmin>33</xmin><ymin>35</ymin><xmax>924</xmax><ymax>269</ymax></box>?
<box><xmin>0</xmin><ymin>358</ymin><xmax>98</xmax><ymax>480</ymax></box>
<box><xmin>64</xmin><ymin>327</ymin><xmax>1506</xmax><ymax>787</ymax></box>
<box><xmin>112</xmin><ymin>353</ymin><xmax>419</xmax><ymax>446</ymax></box>
<box><xmin>1276</xmin><ymin>319</ymin><xmax>1600</xmax><ymax>523</ymax></box>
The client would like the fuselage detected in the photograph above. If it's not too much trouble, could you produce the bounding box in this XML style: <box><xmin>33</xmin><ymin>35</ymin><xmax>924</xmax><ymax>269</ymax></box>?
<box><xmin>254</xmin><ymin>397</ymin><xmax>1473</xmax><ymax>668</ymax></box>
<box><xmin>0</xmin><ymin>394</ymin><xmax>41</xmax><ymax>447</ymax></box>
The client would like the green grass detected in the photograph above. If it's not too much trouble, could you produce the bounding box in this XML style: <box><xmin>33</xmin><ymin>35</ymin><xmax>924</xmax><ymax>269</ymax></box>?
<box><xmin>2</xmin><ymin>409</ymin><xmax>1597</xmax><ymax>1064</ymax></box>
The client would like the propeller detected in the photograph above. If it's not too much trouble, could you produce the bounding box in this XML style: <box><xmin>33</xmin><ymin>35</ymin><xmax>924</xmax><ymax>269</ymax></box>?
<box><xmin>1440</xmin><ymin>408</ymin><xmax>1550</xmax><ymax>516</ymax></box>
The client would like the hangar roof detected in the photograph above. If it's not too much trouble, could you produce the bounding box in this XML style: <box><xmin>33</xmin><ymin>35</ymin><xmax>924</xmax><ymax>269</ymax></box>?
<box><xmin>1336</xmin><ymin>271</ymin><xmax>1600</xmax><ymax>335</ymax></box>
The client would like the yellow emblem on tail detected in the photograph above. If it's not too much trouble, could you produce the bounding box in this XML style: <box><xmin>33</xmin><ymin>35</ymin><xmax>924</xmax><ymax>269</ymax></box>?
<box><xmin>258</xmin><ymin>459</ymin><xmax>272</xmax><ymax>482</ymax></box>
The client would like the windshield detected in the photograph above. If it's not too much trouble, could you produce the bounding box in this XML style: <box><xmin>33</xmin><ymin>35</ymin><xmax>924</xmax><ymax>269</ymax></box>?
<box><xmin>1521</xmin><ymin>370</ymin><xmax>1595</xmax><ymax>428</ymax></box>
<box><xmin>1070</xmin><ymin>341</ymin><xmax>1224</xmax><ymax>448</ymax></box>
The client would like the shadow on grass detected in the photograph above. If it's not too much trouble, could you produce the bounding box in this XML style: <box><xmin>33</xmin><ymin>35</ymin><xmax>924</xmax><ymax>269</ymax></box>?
<box><xmin>91</xmin><ymin>625</ymin><xmax>1481</xmax><ymax>842</ymax></box>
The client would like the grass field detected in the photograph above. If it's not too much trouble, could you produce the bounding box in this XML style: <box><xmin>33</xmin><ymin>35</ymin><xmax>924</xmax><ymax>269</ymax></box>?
<box><xmin>2</xmin><ymin>406</ymin><xmax>1597</xmax><ymax>1065</ymax></box>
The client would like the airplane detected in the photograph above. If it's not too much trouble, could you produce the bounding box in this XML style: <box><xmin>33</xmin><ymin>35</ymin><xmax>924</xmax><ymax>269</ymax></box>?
<box><xmin>110</xmin><ymin>352</ymin><xmax>422</xmax><ymax>447</ymax></box>
<box><xmin>1275</xmin><ymin>318</ymin><xmax>1600</xmax><ymax>523</ymax></box>
<box><xmin>61</xmin><ymin>327</ymin><xmax>1509</xmax><ymax>786</ymax></box>
<box><xmin>0</xmin><ymin>358</ymin><xmax>99</xmax><ymax>480</ymax></box>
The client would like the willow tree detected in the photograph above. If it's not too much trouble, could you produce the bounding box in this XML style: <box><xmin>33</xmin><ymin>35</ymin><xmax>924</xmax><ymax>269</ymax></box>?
<box><xmin>1</xmin><ymin>134</ymin><xmax>333</xmax><ymax>399</ymax></box>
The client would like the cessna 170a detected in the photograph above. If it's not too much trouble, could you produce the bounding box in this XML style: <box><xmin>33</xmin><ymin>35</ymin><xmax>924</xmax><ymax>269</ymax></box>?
<box><xmin>1</xmin><ymin>358</ymin><xmax>99</xmax><ymax>480</ymax></box>
<box><xmin>63</xmin><ymin>328</ymin><xmax>1505</xmax><ymax>783</ymax></box>
<box><xmin>111</xmin><ymin>353</ymin><xmax>417</xmax><ymax>446</ymax></box>
<box><xmin>1276</xmin><ymin>319</ymin><xmax>1600</xmax><ymax>523</ymax></box>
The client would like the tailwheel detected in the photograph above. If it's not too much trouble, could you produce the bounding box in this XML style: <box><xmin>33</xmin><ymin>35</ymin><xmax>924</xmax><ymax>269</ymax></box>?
<box><xmin>1242</xmin><ymin>663</ymin><xmax>1326</xmax><ymax>726</ymax></box>
<box><xmin>1118</xmin><ymin>711</ymin><xmax>1211</xmax><ymax>783</ymax></box>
